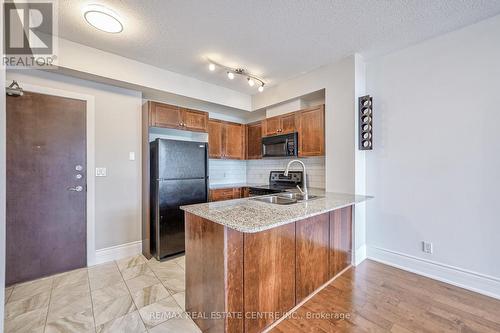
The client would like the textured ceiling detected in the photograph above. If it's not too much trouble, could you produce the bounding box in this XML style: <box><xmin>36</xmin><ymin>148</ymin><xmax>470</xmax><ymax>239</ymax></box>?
<box><xmin>58</xmin><ymin>0</ymin><xmax>500</xmax><ymax>95</ymax></box>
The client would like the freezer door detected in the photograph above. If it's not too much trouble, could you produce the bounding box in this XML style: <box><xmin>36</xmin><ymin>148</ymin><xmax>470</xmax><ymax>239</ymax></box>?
<box><xmin>157</xmin><ymin>139</ymin><xmax>208</xmax><ymax>180</ymax></box>
<box><xmin>157</xmin><ymin>178</ymin><xmax>207</xmax><ymax>258</ymax></box>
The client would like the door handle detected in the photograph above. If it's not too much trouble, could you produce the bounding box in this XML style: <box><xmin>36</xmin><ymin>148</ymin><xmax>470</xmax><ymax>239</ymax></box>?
<box><xmin>67</xmin><ymin>186</ymin><xmax>83</xmax><ymax>192</ymax></box>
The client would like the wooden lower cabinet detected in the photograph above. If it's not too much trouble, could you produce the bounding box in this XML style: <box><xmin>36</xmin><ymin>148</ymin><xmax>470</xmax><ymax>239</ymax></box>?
<box><xmin>209</xmin><ymin>187</ymin><xmax>249</xmax><ymax>202</ymax></box>
<box><xmin>329</xmin><ymin>205</ymin><xmax>353</xmax><ymax>277</ymax></box>
<box><xmin>185</xmin><ymin>205</ymin><xmax>353</xmax><ymax>333</ymax></box>
<box><xmin>185</xmin><ymin>214</ymin><xmax>226</xmax><ymax>333</ymax></box>
<box><xmin>244</xmin><ymin>224</ymin><xmax>296</xmax><ymax>333</ymax></box>
<box><xmin>241</xmin><ymin>187</ymin><xmax>250</xmax><ymax>198</ymax></box>
<box><xmin>295</xmin><ymin>213</ymin><xmax>330</xmax><ymax>302</ymax></box>
<box><xmin>209</xmin><ymin>188</ymin><xmax>234</xmax><ymax>202</ymax></box>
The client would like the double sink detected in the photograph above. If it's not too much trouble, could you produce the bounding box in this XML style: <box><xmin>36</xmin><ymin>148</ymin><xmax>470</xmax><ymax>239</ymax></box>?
<box><xmin>251</xmin><ymin>192</ymin><xmax>321</xmax><ymax>205</ymax></box>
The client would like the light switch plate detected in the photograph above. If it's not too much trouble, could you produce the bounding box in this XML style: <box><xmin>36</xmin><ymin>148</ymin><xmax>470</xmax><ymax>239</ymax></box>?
<box><xmin>129</xmin><ymin>152</ymin><xmax>135</xmax><ymax>161</ymax></box>
<box><xmin>96</xmin><ymin>167</ymin><xmax>107</xmax><ymax>177</ymax></box>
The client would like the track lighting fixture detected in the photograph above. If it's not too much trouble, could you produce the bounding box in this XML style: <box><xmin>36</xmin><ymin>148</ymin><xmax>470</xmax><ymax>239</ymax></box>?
<box><xmin>207</xmin><ymin>59</ymin><xmax>265</xmax><ymax>92</ymax></box>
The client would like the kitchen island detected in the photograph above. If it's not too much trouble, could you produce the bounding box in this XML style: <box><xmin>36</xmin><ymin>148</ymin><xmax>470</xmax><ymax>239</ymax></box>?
<box><xmin>181</xmin><ymin>191</ymin><xmax>370</xmax><ymax>333</ymax></box>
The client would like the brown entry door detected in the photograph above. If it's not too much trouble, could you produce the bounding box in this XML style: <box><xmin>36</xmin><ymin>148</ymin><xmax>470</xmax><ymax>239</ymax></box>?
<box><xmin>6</xmin><ymin>91</ymin><xmax>87</xmax><ymax>285</ymax></box>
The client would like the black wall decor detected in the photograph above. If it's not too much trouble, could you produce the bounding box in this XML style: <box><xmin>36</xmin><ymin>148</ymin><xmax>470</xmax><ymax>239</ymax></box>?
<box><xmin>358</xmin><ymin>95</ymin><xmax>373</xmax><ymax>150</ymax></box>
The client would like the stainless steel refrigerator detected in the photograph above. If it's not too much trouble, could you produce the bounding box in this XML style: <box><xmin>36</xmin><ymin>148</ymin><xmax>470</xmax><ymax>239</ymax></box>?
<box><xmin>150</xmin><ymin>138</ymin><xmax>208</xmax><ymax>259</ymax></box>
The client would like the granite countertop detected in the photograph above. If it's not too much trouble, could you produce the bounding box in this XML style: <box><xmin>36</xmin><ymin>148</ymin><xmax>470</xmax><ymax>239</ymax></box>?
<box><xmin>181</xmin><ymin>189</ymin><xmax>372</xmax><ymax>233</ymax></box>
<box><xmin>209</xmin><ymin>183</ymin><xmax>267</xmax><ymax>190</ymax></box>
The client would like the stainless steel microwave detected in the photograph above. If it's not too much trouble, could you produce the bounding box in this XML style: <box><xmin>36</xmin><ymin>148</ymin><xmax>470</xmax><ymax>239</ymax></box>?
<box><xmin>262</xmin><ymin>132</ymin><xmax>298</xmax><ymax>158</ymax></box>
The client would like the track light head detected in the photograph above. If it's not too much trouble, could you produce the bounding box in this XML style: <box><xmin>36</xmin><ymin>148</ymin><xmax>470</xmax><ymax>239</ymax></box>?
<box><xmin>210</xmin><ymin>61</ymin><xmax>265</xmax><ymax>90</ymax></box>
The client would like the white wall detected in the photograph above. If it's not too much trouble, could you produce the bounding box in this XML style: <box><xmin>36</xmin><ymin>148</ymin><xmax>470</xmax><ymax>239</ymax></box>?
<box><xmin>253</xmin><ymin>56</ymin><xmax>366</xmax><ymax>260</ymax></box>
<box><xmin>57</xmin><ymin>38</ymin><xmax>252</xmax><ymax>111</ymax></box>
<box><xmin>253</xmin><ymin>56</ymin><xmax>357</xmax><ymax>194</ymax></box>
<box><xmin>366</xmin><ymin>14</ymin><xmax>500</xmax><ymax>297</ymax></box>
<box><xmin>265</xmin><ymin>99</ymin><xmax>304</xmax><ymax>118</ymax></box>
<box><xmin>7</xmin><ymin>70</ymin><xmax>143</xmax><ymax>251</ymax></box>
<box><xmin>354</xmin><ymin>55</ymin><xmax>367</xmax><ymax>264</ymax></box>
<box><xmin>0</xmin><ymin>0</ymin><xmax>7</xmax><ymax>325</ymax></box>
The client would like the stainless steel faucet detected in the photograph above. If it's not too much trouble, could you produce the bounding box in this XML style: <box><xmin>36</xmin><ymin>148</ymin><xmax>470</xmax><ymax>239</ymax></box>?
<box><xmin>284</xmin><ymin>159</ymin><xmax>308</xmax><ymax>200</ymax></box>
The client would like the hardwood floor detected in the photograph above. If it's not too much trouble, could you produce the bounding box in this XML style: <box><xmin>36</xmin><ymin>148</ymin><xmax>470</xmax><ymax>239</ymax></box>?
<box><xmin>271</xmin><ymin>260</ymin><xmax>500</xmax><ymax>333</ymax></box>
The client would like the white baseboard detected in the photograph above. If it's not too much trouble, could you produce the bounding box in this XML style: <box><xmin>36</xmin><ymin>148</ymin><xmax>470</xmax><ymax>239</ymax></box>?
<box><xmin>367</xmin><ymin>246</ymin><xmax>500</xmax><ymax>300</ymax></box>
<box><xmin>354</xmin><ymin>244</ymin><xmax>367</xmax><ymax>266</ymax></box>
<box><xmin>93</xmin><ymin>241</ymin><xmax>142</xmax><ymax>266</ymax></box>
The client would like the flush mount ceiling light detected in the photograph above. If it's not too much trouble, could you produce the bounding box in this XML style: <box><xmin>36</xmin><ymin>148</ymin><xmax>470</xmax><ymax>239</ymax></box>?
<box><xmin>207</xmin><ymin>59</ymin><xmax>265</xmax><ymax>92</ymax></box>
<box><xmin>84</xmin><ymin>5</ymin><xmax>123</xmax><ymax>33</ymax></box>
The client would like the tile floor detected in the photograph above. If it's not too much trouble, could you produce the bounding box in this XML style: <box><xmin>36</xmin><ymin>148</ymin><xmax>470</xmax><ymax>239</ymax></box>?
<box><xmin>4</xmin><ymin>255</ymin><xmax>201</xmax><ymax>333</ymax></box>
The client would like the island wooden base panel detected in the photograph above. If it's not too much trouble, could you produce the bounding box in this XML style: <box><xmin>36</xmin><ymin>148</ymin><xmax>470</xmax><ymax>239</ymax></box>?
<box><xmin>185</xmin><ymin>206</ymin><xmax>353</xmax><ymax>333</ymax></box>
<box><xmin>262</xmin><ymin>265</ymin><xmax>352</xmax><ymax>333</ymax></box>
<box><xmin>270</xmin><ymin>260</ymin><xmax>500</xmax><ymax>332</ymax></box>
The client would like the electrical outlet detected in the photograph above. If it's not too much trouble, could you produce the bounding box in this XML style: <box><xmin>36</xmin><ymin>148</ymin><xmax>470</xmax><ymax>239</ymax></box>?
<box><xmin>422</xmin><ymin>241</ymin><xmax>433</xmax><ymax>254</ymax></box>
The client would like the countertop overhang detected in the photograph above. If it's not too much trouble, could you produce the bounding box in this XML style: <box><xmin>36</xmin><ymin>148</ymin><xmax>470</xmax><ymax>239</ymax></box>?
<box><xmin>181</xmin><ymin>190</ymin><xmax>372</xmax><ymax>233</ymax></box>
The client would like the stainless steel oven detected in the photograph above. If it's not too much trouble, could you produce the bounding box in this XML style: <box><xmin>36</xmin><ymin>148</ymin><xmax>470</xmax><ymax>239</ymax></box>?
<box><xmin>262</xmin><ymin>132</ymin><xmax>298</xmax><ymax>158</ymax></box>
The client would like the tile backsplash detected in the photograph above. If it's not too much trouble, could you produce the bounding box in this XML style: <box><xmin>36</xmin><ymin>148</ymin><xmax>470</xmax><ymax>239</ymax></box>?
<box><xmin>209</xmin><ymin>157</ymin><xmax>325</xmax><ymax>189</ymax></box>
<box><xmin>209</xmin><ymin>159</ymin><xmax>247</xmax><ymax>184</ymax></box>
<box><xmin>246</xmin><ymin>157</ymin><xmax>325</xmax><ymax>189</ymax></box>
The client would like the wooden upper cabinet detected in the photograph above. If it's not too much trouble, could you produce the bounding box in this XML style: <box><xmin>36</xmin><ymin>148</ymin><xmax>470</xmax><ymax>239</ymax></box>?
<box><xmin>280</xmin><ymin>113</ymin><xmax>296</xmax><ymax>134</ymax></box>
<box><xmin>297</xmin><ymin>105</ymin><xmax>325</xmax><ymax>157</ymax></box>
<box><xmin>262</xmin><ymin>112</ymin><xmax>296</xmax><ymax>137</ymax></box>
<box><xmin>208</xmin><ymin>120</ymin><xmax>223</xmax><ymax>159</ymax></box>
<box><xmin>208</xmin><ymin>119</ymin><xmax>245</xmax><ymax>160</ymax></box>
<box><xmin>150</xmin><ymin>102</ymin><xmax>183</xmax><ymax>129</ymax></box>
<box><xmin>246</xmin><ymin>121</ymin><xmax>262</xmax><ymax>159</ymax></box>
<box><xmin>148</xmin><ymin>101</ymin><xmax>208</xmax><ymax>132</ymax></box>
<box><xmin>262</xmin><ymin>116</ymin><xmax>281</xmax><ymax>136</ymax></box>
<box><xmin>182</xmin><ymin>108</ymin><xmax>208</xmax><ymax>132</ymax></box>
<box><xmin>224</xmin><ymin>122</ymin><xmax>245</xmax><ymax>159</ymax></box>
